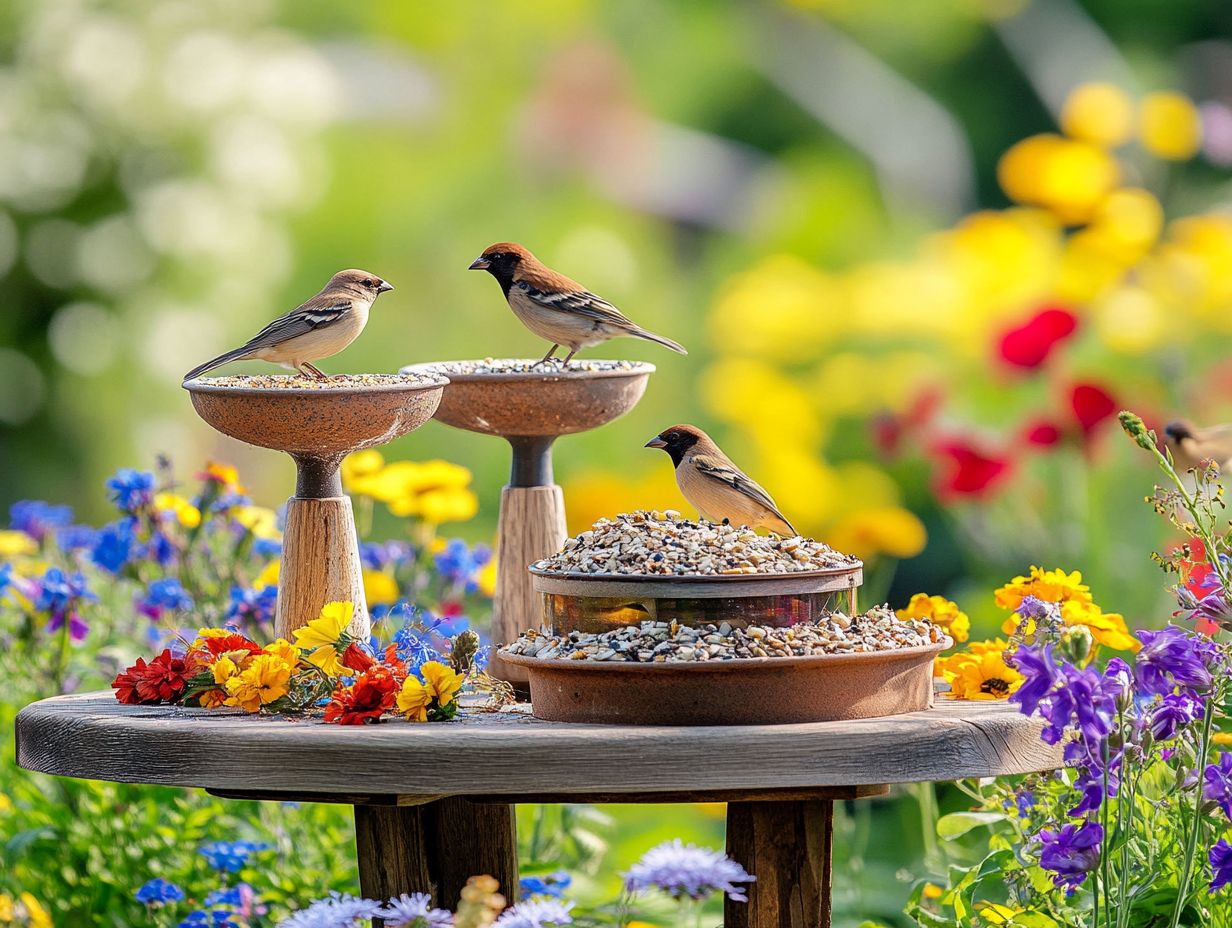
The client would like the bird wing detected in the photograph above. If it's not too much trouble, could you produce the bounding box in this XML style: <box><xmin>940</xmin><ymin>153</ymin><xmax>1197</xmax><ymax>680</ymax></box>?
<box><xmin>514</xmin><ymin>283</ymin><xmax>638</xmax><ymax>330</ymax></box>
<box><xmin>238</xmin><ymin>297</ymin><xmax>353</xmax><ymax>353</ymax></box>
<box><xmin>691</xmin><ymin>453</ymin><xmax>785</xmax><ymax>517</ymax></box>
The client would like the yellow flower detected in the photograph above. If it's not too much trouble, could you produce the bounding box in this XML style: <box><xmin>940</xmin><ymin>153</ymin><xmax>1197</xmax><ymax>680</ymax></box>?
<box><xmin>477</xmin><ymin>558</ymin><xmax>497</xmax><ymax>598</ymax></box>
<box><xmin>265</xmin><ymin>638</ymin><xmax>301</xmax><ymax>667</ymax></box>
<box><xmin>397</xmin><ymin>677</ymin><xmax>431</xmax><ymax>722</ymax></box>
<box><xmin>994</xmin><ymin>566</ymin><xmax>1092</xmax><ymax>611</ymax></box>
<box><xmin>1060</xmin><ymin>82</ymin><xmax>1134</xmax><ymax>147</ymax></box>
<box><xmin>19</xmin><ymin>893</ymin><xmax>51</xmax><ymax>928</ymax></box>
<box><xmin>0</xmin><ymin>894</ymin><xmax>12</xmax><ymax>921</ymax></box>
<box><xmin>1139</xmin><ymin>91</ymin><xmax>1202</xmax><ymax>160</ymax></box>
<box><xmin>1213</xmin><ymin>732</ymin><xmax>1232</xmax><ymax>746</ymax></box>
<box><xmin>254</xmin><ymin>560</ymin><xmax>280</xmax><ymax>589</ymax></box>
<box><xmin>341</xmin><ymin>449</ymin><xmax>386</xmax><ymax>491</ymax></box>
<box><xmin>232</xmin><ymin>505</ymin><xmax>280</xmax><ymax>540</ymax></box>
<box><xmin>224</xmin><ymin>653</ymin><xmax>292</xmax><ymax>712</ymax></box>
<box><xmin>1060</xmin><ymin>601</ymin><xmax>1140</xmax><ymax>652</ymax></box>
<box><xmin>897</xmin><ymin>593</ymin><xmax>970</xmax><ymax>643</ymax></box>
<box><xmin>825</xmin><ymin>506</ymin><xmax>927</xmax><ymax>561</ymax></box>
<box><xmin>154</xmin><ymin>492</ymin><xmax>201</xmax><ymax>529</ymax></box>
<box><xmin>212</xmin><ymin>655</ymin><xmax>240</xmax><ymax>686</ymax></box>
<box><xmin>0</xmin><ymin>793</ymin><xmax>11</xmax><ymax>813</ymax></box>
<box><xmin>414</xmin><ymin>487</ymin><xmax>480</xmax><ymax>525</ymax></box>
<box><xmin>997</xmin><ymin>134</ymin><xmax>1119</xmax><ymax>223</ymax></box>
<box><xmin>292</xmin><ymin>601</ymin><xmax>353</xmax><ymax>676</ymax></box>
<box><xmin>199</xmin><ymin>689</ymin><xmax>228</xmax><ymax>709</ymax></box>
<box><xmin>363</xmin><ymin>569</ymin><xmax>399</xmax><ymax>607</ymax></box>
<box><xmin>203</xmin><ymin>461</ymin><xmax>246</xmax><ymax>494</ymax></box>
<box><xmin>0</xmin><ymin>530</ymin><xmax>37</xmax><ymax>558</ymax></box>
<box><xmin>420</xmin><ymin>660</ymin><xmax>464</xmax><ymax>706</ymax></box>
<box><xmin>938</xmin><ymin>644</ymin><xmax>1024</xmax><ymax>700</ymax></box>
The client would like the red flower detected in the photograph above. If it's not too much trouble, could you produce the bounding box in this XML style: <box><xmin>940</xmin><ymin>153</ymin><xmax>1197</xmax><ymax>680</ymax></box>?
<box><xmin>113</xmin><ymin>649</ymin><xmax>189</xmax><ymax>705</ymax></box>
<box><xmin>323</xmin><ymin>666</ymin><xmax>399</xmax><ymax>725</ymax></box>
<box><xmin>1023</xmin><ymin>419</ymin><xmax>1062</xmax><ymax>447</ymax></box>
<box><xmin>997</xmin><ymin>306</ymin><xmax>1078</xmax><ymax>370</ymax></box>
<box><xmin>341</xmin><ymin>641</ymin><xmax>377</xmax><ymax>673</ymax></box>
<box><xmin>931</xmin><ymin>440</ymin><xmax>1012</xmax><ymax>500</ymax></box>
<box><xmin>870</xmin><ymin>387</ymin><xmax>944</xmax><ymax>457</ymax></box>
<box><xmin>1069</xmin><ymin>382</ymin><xmax>1117</xmax><ymax>439</ymax></box>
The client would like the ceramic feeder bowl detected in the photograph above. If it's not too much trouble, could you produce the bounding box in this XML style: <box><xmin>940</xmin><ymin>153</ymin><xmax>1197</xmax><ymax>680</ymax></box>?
<box><xmin>184</xmin><ymin>374</ymin><xmax>448</xmax><ymax>640</ymax></box>
<box><xmin>400</xmin><ymin>360</ymin><xmax>654</xmax><ymax>684</ymax></box>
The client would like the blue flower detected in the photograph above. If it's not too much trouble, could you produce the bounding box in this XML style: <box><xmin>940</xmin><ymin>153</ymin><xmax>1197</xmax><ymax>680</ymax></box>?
<box><xmin>253</xmin><ymin>537</ymin><xmax>282</xmax><ymax>558</ymax></box>
<box><xmin>92</xmin><ymin>518</ymin><xmax>138</xmax><ymax>573</ymax></box>
<box><xmin>624</xmin><ymin>838</ymin><xmax>755</xmax><ymax>902</ymax></box>
<box><xmin>179</xmin><ymin>911</ymin><xmax>238</xmax><ymax>928</ymax></box>
<box><xmin>434</xmin><ymin>539</ymin><xmax>491</xmax><ymax>592</ymax></box>
<box><xmin>1204</xmin><ymin>754</ymin><xmax>1232</xmax><ymax>819</ymax></box>
<box><xmin>57</xmin><ymin>524</ymin><xmax>99</xmax><ymax>551</ymax></box>
<box><xmin>139</xmin><ymin>578</ymin><xmax>194</xmax><ymax>619</ymax></box>
<box><xmin>391</xmin><ymin>622</ymin><xmax>443</xmax><ymax>673</ymax></box>
<box><xmin>1035</xmin><ymin>821</ymin><xmax>1103</xmax><ymax>892</ymax></box>
<box><xmin>148</xmin><ymin>530</ymin><xmax>177</xmax><ymax>567</ymax></box>
<box><xmin>277</xmin><ymin>891</ymin><xmax>385</xmax><ymax>928</ymax></box>
<box><xmin>380</xmin><ymin>892</ymin><xmax>454</xmax><ymax>928</ymax></box>
<box><xmin>494</xmin><ymin>898</ymin><xmax>573</xmax><ymax>928</ymax></box>
<box><xmin>199</xmin><ymin>840</ymin><xmax>271</xmax><ymax>873</ymax></box>
<box><xmin>37</xmin><ymin>567</ymin><xmax>96</xmax><ymax>642</ymax></box>
<box><xmin>361</xmin><ymin>540</ymin><xmax>414</xmax><ymax>570</ymax></box>
<box><xmin>1211</xmin><ymin>839</ymin><xmax>1232</xmax><ymax>892</ymax></box>
<box><xmin>9</xmin><ymin>500</ymin><xmax>72</xmax><ymax>542</ymax></box>
<box><xmin>1135</xmin><ymin>625</ymin><xmax>1219</xmax><ymax>697</ymax></box>
<box><xmin>204</xmin><ymin>888</ymin><xmax>242</xmax><ymax>907</ymax></box>
<box><xmin>106</xmin><ymin>468</ymin><xmax>156</xmax><ymax>512</ymax></box>
<box><xmin>0</xmin><ymin>563</ymin><xmax>11</xmax><ymax>598</ymax></box>
<box><xmin>520</xmin><ymin>872</ymin><xmax>571</xmax><ymax>900</ymax></box>
<box><xmin>1148</xmin><ymin>692</ymin><xmax>1204</xmax><ymax>742</ymax></box>
<box><xmin>136</xmin><ymin>878</ymin><xmax>185</xmax><ymax>905</ymax></box>
<box><xmin>225</xmin><ymin>584</ymin><xmax>279</xmax><ymax>628</ymax></box>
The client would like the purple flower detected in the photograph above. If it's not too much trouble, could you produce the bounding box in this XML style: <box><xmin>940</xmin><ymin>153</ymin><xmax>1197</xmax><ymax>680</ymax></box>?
<box><xmin>361</xmin><ymin>540</ymin><xmax>414</xmax><ymax>570</ymax></box>
<box><xmin>277</xmin><ymin>892</ymin><xmax>386</xmax><ymax>928</ymax></box>
<box><xmin>136</xmin><ymin>878</ymin><xmax>185</xmax><ymax>905</ymax></box>
<box><xmin>1036</xmin><ymin>822</ymin><xmax>1103</xmax><ymax>891</ymax></box>
<box><xmin>138</xmin><ymin>578</ymin><xmax>194</xmax><ymax>620</ymax></box>
<box><xmin>381</xmin><ymin>893</ymin><xmax>454</xmax><ymax>927</ymax></box>
<box><xmin>1135</xmin><ymin>626</ymin><xmax>1218</xmax><ymax>696</ymax></box>
<box><xmin>36</xmin><ymin>567</ymin><xmax>96</xmax><ymax>642</ymax></box>
<box><xmin>624</xmin><ymin>839</ymin><xmax>756</xmax><ymax>902</ymax></box>
<box><xmin>1149</xmin><ymin>693</ymin><xmax>1205</xmax><ymax>742</ymax></box>
<box><xmin>493</xmin><ymin>899</ymin><xmax>572</xmax><ymax>928</ymax></box>
<box><xmin>92</xmin><ymin>518</ymin><xmax>137</xmax><ymax>573</ymax></box>
<box><xmin>1211</xmin><ymin>839</ymin><xmax>1232</xmax><ymax>892</ymax></box>
<box><xmin>106</xmin><ymin>468</ymin><xmax>156</xmax><ymax>512</ymax></box>
<box><xmin>9</xmin><ymin>500</ymin><xmax>72</xmax><ymax>541</ymax></box>
<box><xmin>1009</xmin><ymin>644</ymin><xmax>1059</xmax><ymax>716</ymax></box>
<box><xmin>57</xmin><ymin>524</ymin><xmax>98</xmax><ymax>551</ymax></box>
<box><xmin>226</xmin><ymin>584</ymin><xmax>278</xmax><ymax>628</ymax></box>
<box><xmin>1204</xmin><ymin>754</ymin><xmax>1232</xmax><ymax>819</ymax></box>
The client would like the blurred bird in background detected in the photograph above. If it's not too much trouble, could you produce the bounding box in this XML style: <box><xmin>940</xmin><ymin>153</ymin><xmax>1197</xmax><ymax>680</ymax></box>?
<box><xmin>183</xmin><ymin>269</ymin><xmax>394</xmax><ymax>381</ymax></box>
<box><xmin>646</xmin><ymin>424</ymin><xmax>797</xmax><ymax>536</ymax></box>
<box><xmin>468</xmin><ymin>242</ymin><xmax>687</xmax><ymax>364</ymax></box>
<box><xmin>1163</xmin><ymin>420</ymin><xmax>1232</xmax><ymax>473</ymax></box>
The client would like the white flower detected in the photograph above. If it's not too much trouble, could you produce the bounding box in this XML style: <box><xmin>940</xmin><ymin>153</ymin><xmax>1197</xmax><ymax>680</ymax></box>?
<box><xmin>380</xmin><ymin>892</ymin><xmax>454</xmax><ymax>928</ymax></box>
<box><xmin>277</xmin><ymin>892</ymin><xmax>386</xmax><ymax>928</ymax></box>
<box><xmin>492</xmin><ymin>898</ymin><xmax>574</xmax><ymax>928</ymax></box>
<box><xmin>624</xmin><ymin>839</ymin><xmax>756</xmax><ymax>902</ymax></box>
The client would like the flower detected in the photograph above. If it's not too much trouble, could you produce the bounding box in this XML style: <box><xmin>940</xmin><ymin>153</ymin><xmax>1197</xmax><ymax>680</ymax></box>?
<box><xmin>36</xmin><ymin>566</ymin><xmax>95</xmax><ymax>641</ymax></box>
<box><xmin>493</xmin><ymin>898</ymin><xmax>573</xmax><ymax>928</ymax></box>
<box><xmin>897</xmin><ymin>593</ymin><xmax>969</xmax><ymax>643</ymax></box>
<box><xmin>224</xmin><ymin>653</ymin><xmax>293</xmax><ymax>712</ymax></box>
<box><xmin>106</xmin><ymin>468</ymin><xmax>156</xmax><ymax>512</ymax></box>
<box><xmin>997</xmin><ymin>306</ymin><xmax>1078</xmax><ymax>370</ymax></box>
<box><xmin>200</xmin><ymin>461</ymin><xmax>247</xmax><ymax>495</ymax></box>
<box><xmin>9</xmin><ymin>500</ymin><xmax>73</xmax><ymax>542</ymax></box>
<box><xmin>396</xmin><ymin>677</ymin><xmax>432</xmax><ymax>722</ymax></box>
<box><xmin>113</xmin><ymin>649</ymin><xmax>190</xmax><ymax>704</ymax></box>
<box><xmin>380</xmin><ymin>893</ymin><xmax>454</xmax><ymax>928</ymax></box>
<box><xmin>1060</xmin><ymin>82</ymin><xmax>1134</xmax><ymax>147</ymax></box>
<box><xmin>434</xmin><ymin>539</ymin><xmax>493</xmax><ymax>592</ymax></box>
<box><xmin>1134</xmin><ymin>625</ymin><xmax>1218</xmax><ymax>696</ymax></box>
<box><xmin>1139</xmin><ymin>90</ymin><xmax>1202</xmax><ymax>160</ymax></box>
<box><xmin>937</xmin><ymin>645</ymin><xmax>1023</xmax><ymax>699</ymax></box>
<box><xmin>420</xmin><ymin>661</ymin><xmax>464</xmax><ymax>705</ymax></box>
<box><xmin>199</xmin><ymin>840</ymin><xmax>270</xmax><ymax>873</ymax></box>
<box><xmin>1060</xmin><ymin>601</ymin><xmax>1139</xmax><ymax>652</ymax></box>
<box><xmin>292</xmin><ymin>601</ymin><xmax>355</xmax><ymax>676</ymax></box>
<box><xmin>1211</xmin><ymin>839</ymin><xmax>1232</xmax><ymax>892</ymax></box>
<box><xmin>363</xmin><ymin>569</ymin><xmax>400</xmax><ymax>607</ymax></box>
<box><xmin>155</xmin><ymin>492</ymin><xmax>202</xmax><ymax>528</ymax></box>
<box><xmin>997</xmin><ymin>134</ymin><xmax>1119</xmax><ymax>223</ymax></box>
<box><xmin>226</xmin><ymin>584</ymin><xmax>279</xmax><ymax>628</ymax></box>
<box><xmin>1204</xmin><ymin>754</ymin><xmax>1232</xmax><ymax>819</ymax></box>
<box><xmin>519</xmin><ymin>873</ymin><xmax>571</xmax><ymax>900</ymax></box>
<box><xmin>1022</xmin><ymin>419</ymin><xmax>1062</xmax><ymax>447</ymax></box>
<box><xmin>1069</xmin><ymin>382</ymin><xmax>1118</xmax><ymax>441</ymax></box>
<box><xmin>930</xmin><ymin>440</ymin><xmax>1011</xmax><ymax>500</ymax></box>
<box><xmin>324</xmin><ymin>666</ymin><xmax>400</xmax><ymax>725</ymax></box>
<box><xmin>179</xmin><ymin>911</ymin><xmax>239</xmax><ymax>928</ymax></box>
<box><xmin>278</xmin><ymin>891</ymin><xmax>386</xmax><ymax>928</ymax></box>
<box><xmin>1148</xmin><ymin>693</ymin><xmax>1204</xmax><ymax>742</ymax></box>
<box><xmin>0</xmin><ymin>530</ymin><xmax>37</xmax><ymax>557</ymax></box>
<box><xmin>995</xmin><ymin>566</ymin><xmax>1093</xmax><ymax>612</ymax></box>
<box><xmin>1009</xmin><ymin>644</ymin><xmax>1060</xmax><ymax>716</ymax></box>
<box><xmin>91</xmin><ymin>518</ymin><xmax>138</xmax><ymax>573</ymax></box>
<box><xmin>824</xmin><ymin>506</ymin><xmax>927</xmax><ymax>561</ymax></box>
<box><xmin>1035</xmin><ymin>822</ymin><xmax>1103</xmax><ymax>891</ymax></box>
<box><xmin>136</xmin><ymin>878</ymin><xmax>185</xmax><ymax>905</ymax></box>
<box><xmin>341</xmin><ymin>641</ymin><xmax>377</xmax><ymax>673</ymax></box>
<box><xmin>624</xmin><ymin>839</ymin><xmax>755</xmax><ymax>902</ymax></box>
<box><xmin>138</xmin><ymin>577</ymin><xmax>194</xmax><ymax>619</ymax></box>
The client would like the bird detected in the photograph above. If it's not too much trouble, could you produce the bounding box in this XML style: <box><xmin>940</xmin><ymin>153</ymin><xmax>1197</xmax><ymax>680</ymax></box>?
<box><xmin>467</xmin><ymin>242</ymin><xmax>687</xmax><ymax>365</ymax></box>
<box><xmin>645</xmin><ymin>424</ymin><xmax>797</xmax><ymax>536</ymax></box>
<box><xmin>183</xmin><ymin>269</ymin><xmax>394</xmax><ymax>381</ymax></box>
<box><xmin>1163</xmin><ymin>420</ymin><xmax>1232</xmax><ymax>473</ymax></box>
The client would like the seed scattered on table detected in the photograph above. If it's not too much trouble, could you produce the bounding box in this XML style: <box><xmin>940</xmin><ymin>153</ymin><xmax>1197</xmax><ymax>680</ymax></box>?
<box><xmin>502</xmin><ymin>606</ymin><xmax>946</xmax><ymax>662</ymax></box>
<box><xmin>421</xmin><ymin>358</ymin><xmax>644</xmax><ymax>375</ymax></box>
<box><xmin>191</xmin><ymin>373</ymin><xmax>443</xmax><ymax>390</ymax></box>
<box><xmin>533</xmin><ymin>510</ymin><xmax>861</xmax><ymax>576</ymax></box>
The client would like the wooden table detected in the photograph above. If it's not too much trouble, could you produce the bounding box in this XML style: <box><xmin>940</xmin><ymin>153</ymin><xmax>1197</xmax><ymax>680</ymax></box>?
<box><xmin>15</xmin><ymin>692</ymin><xmax>1061</xmax><ymax>927</ymax></box>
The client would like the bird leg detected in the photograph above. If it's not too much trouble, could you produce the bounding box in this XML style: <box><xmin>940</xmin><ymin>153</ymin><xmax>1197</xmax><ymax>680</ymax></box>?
<box><xmin>562</xmin><ymin>347</ymin><xmax>579</xmax><ymax>365</ymax></box>
<box><xmin>300</xmin><ymin>362</ymin><xmax>328</xmax><ymax>380</ymax></box>
<box><xmin>532</xmin><ymin>345</ymin><xmax>559</xmax><ymax>368</ymax></box>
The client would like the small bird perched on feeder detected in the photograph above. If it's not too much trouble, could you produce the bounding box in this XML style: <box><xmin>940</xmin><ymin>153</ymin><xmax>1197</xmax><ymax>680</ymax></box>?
<box><xmin>1163</xmin><ymin>420</ymin><xmax>1232</xmax><ymax>473</ymax></box>
<box><xmin>183</xmin><ymin>269</ymin><xmax>394</xmax><ymax>381</ymax></box>
<box><xmin>645</xmin><ymin>424</ymin><xmax>797</xmax><ymax>537</ymax></box>
<box><xmin>467</xmin><ymin>242</ymin><xmax>687</xmax><ymax>365</ymax></box>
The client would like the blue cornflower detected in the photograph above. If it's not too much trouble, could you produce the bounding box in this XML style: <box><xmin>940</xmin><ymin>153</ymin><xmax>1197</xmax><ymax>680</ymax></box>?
<box><xmin>434</xmin><ymin>539</ymin><xmax>492</xmax><ymax>592</ymax></box>
<box><xmin>520</xmin><ymin>872</ymin><xmax>572</xmax><ymax>899</ymax></box>
<box><xmin>226</xmin><ymin>584</ymin><xmax>279</xmax><ymax>628</ymax></box>
<box><xmin>1212</xmin><ymin>839</ymin><xmax>1232</xmax><ymax>893</ymax></box>
<box><xmin>179</xmin><ymin>911</ymin><xmax>238</xmax><ymax>928</ymax></box>
<box><xmin>277</xmin><ymin>892</ymin><xmax>386</xmax><ymax>928</ymax></box>
<box><xmin>1204</xmin><ymin>753</ymin><xmax>1232</xmax><ymax>819</ymax></box>
<box><xmin>1135</xmin><ymin>625</ymin><xmax>1219</xmax><ymax>697</ymax></box>
<box><xmin>57</xmin><ymin>524</ymin><xmax>98</xmax><ymax>551</ymax></box>
<box><xmin>106</xmin><ymin>468</ymin><xmax>156</xmax><ymax>512</ymax></box>
<box><xmin>380</xmin><ymin>892</ymin><xmax>454</xmax><ymax>928</ymax></box>
<box><xmin>493</xmin><ymin>898</ymin><xmax>573</xmax><ymax>928</ymax></box>
<box><xmin>391</xmin><ymin>621</ymin><xmax>443</xmax><ymax>673</ymax></box>
<box><xmin>136</xmin><ymin>878</ymin><xmax>185</xmax><ymax>905</ymax></box>
<box><xmin>37</xmin><ymin>567</ymin><xmax>96</xmax><ymax>642</ymax></box>
<box><xmin>1035</xmin><ymin>822</ymin><xmax>1103</xmax><ymax>892</ymax></box>
<box><xmin>138</xmin><ymin>578</ymin><xmax>194</xmax><ymax>619</ymax></box>
<box><xmin>9</xmin><ymin>500</ymin><xmax>72</xmax><ymax>541</ymax></box>
<box><xmin>624</xmin><ymin>839</ymin><xmax>755</xmax><ymax>902</ymax></box>
<box><xmin>92</xmin><ymin>518</ymin><xmax>138</xmax><ymax>573</ymax></box>
<box><xmin>199</xmin><ymin>840</ymin><xmax>271</xmax><ymax>873</ymax></box>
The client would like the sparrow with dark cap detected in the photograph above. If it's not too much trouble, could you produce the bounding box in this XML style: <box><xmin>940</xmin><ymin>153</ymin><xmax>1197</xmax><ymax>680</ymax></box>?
<box><xmin>646</xmin><ymin>424</ymin><xmax>797</xmax><ymax>536</ymax></box>
<box><xmin>1164</xmin><ymin>420</ymin><xmax>1232</xmax><ymax>473</ymax></box>
<box><xmin>468</xmin><ymin>242</ymin><xmax>687</xmax><ymax>364</ymax></box>
<box><xmin>183</xmin><ymin>269</ymin><xmax>393</xmax><ymax>381</ymax></box>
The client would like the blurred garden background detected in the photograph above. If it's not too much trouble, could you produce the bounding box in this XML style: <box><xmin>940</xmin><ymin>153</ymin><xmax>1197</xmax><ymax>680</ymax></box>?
<box><xmin>2</xmin><ymin>0</ymin><xmax>1232</xmax><ymax>924</ymax></box>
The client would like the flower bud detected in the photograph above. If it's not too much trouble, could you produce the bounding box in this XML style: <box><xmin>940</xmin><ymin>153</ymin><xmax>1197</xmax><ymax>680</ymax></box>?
<box><xmin>1118</xmin><ymin>410</ymin><xmax>1157</xmax><ymax>452</ymax></box>
<box><xmin>1058</xmin><ymin>625</ymin><xmax>1094</xmax><ymax>665</ymax></box>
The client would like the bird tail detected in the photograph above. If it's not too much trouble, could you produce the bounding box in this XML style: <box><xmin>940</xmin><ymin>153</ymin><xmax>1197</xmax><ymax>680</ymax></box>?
<box><xmin>628</xmin><ymin>327</ymin><xmax>688</xmax><ymax>355</ymax></box>
<box><xmin>183</xmin><ymin>347</ymin><xmax>252</xmax><ymax>382</ymax></box>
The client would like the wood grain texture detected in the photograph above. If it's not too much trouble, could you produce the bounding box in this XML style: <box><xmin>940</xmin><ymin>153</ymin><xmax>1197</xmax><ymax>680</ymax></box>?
<box><xmin>726</xmin><ymin>800</ymin><xmax>832</xmax><ymax>928</ymax></box>
<box><xmin>490</xmin><ymin>485</ymin><xmax>567</xmax><ymax>685</ymax></box>
<box><xmin>276</xmin><ymin>496</ymin><xmax>369</xmax><ymax>640</ymax></box>
<box><xmin>16</xmin><ymin>693</ymin><xmax>1062</xmax><ymax>797</ymax></box>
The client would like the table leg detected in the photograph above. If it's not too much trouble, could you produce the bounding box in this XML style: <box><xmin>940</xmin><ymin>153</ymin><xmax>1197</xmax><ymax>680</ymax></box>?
<box><xmin>354</xmin><ymin>798</ymin><xmax>518</xmax><ymax>915</ymax></box>
<box><xmin>725</xmin><ymin>799</ymin><xmax>833</xmax><ymax>928</ymax></box>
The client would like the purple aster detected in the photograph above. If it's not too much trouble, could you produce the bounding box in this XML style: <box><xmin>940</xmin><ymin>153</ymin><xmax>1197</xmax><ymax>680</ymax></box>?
<box><xmin>92</xmin><ymin>518</ymin><xmax>138</xmax><ymax>573</ymax></box>
<box><xmin>1035</xmin><ymin>822</ymin><xmax>1103</xmax><ymax>892</ymax></box>
<box><xmin>380</xmin><ymin>893</ymin><xmax>454</xmax><ymax>927</ymax></box>
<box><xmin>1010</xmin><ymin>644</ymin><xmax>1060</xmax><ymax>716</ymax></box>
<box><xmin>137</xmin><ymin>578</ymin><xmax>194</xmax><ymax>620</ymax></box>
<box><xmin>1204</xmin><ymin>754</ymin><xmax>1232</xmax><ymax>819</ymax></box>
<box><xmin>1211</xmin><ymin>839</ymin><xmax>1232</xmax><ymax>892</ymax></box>
<box><xmin>1135</xmin><ymin>626</ymin><xmax>1218</xmax><ymax>697</ymax></box>
<box><xmin>1148</xmin><ymin>693</ymin><xmax>1205</xmax><ymax>742</ymax></box>
<box><xmin>106</xmin><ymin>468</ymin><xmax>156</xmax><ymax>512</ymax></box>
<box><xmin>136</xmin><ymin>878</ymin><xmax>185</xmax><ymax>905</ymax></box>
<box><xmin>277</xmin><ymin>892</ymin><xmax>386</xmax><ymax>928</ymax></box>
<box><xmin>9</xmin><ymin>500</ymin><xmax>72</xmax><ymax>542</ymax></box>
<box><xmin>624</xmin><ymin>839</ymin><xmax>756</xmax><ymax>902</ymax></box>
<box><xmin>493</xmin><ymin>899</ymin><xmax>573</xmax><ymax>928</ymax></box>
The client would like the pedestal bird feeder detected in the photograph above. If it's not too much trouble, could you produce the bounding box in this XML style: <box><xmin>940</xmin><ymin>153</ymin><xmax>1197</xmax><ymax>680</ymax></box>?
<box><xmin>184</xmin><ymin>374</ymin><xmax>448</xmax><ymax>640</ymax></box>
<box><xmin>401</xmin><ymin>360</ymin><xmax>654</xmax><ymax>683</ymax></box>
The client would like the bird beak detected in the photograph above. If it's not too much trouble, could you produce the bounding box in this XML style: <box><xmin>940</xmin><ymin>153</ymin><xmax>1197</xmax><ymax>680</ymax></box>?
<box><xmin>377</xmin><ymin>281</ymin><xmax>394</xmax><ymax>293</ymax></box>
<box><xmin>468</xmin><ymin>256</ymin><xmax>490</xmax><ymax>270</ymax></box>
<box><xmin>644</xmin><ymin>436</ymin><xmax>667</xmax><ymax>450</ymax></box>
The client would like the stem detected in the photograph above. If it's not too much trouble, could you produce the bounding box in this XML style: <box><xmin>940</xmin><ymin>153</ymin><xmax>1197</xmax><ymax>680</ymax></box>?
<box><xmin>1170</xmin><ymin>699</ymin><xmax>1216</xmax><ymax>928</ymax></box>
<box><xmin>1098</xmin><ymin>738</ymin><xmax>1110</xmax><ymax>928</ymax></box>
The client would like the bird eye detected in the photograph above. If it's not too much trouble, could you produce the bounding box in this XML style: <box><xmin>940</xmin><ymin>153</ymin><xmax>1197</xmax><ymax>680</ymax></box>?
<box><xmin>364</xmin><ymin>279</ymin><xmax>374</xmax><ymax>288</ymax></box>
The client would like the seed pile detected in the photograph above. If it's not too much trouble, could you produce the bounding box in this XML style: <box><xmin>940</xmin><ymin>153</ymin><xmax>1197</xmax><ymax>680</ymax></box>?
<box><xmin>502</xmin><ymin>607</ymin><xmax>946</xmax><ymax>663</ymax></box>
<box><xmin>534</xmin><ymin>511</ymin><xmax>860</xmax><ymax>576</ymax></box>
<box><xmin>422</xmin><ymin>358</ymin><xmax>645</xmax><ymax>375</ymax></box>
<box><xmin>189</xmin><ymin>373</ymin><xmax>443</xmax><ymax>390</ymax></box>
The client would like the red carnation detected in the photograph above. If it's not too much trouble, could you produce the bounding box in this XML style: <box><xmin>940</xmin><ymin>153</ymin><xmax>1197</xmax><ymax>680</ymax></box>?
<box><xmin>1069</xmin><ymin>382</ymin><xmax>1117</xmax><ymax>438</ymax></box>
<box><xmin>341</xmin><ymin>641</ymin><xmax>377</xmax><ymax>673</ymax></box>
<box><xmin>931</xmin><ymin>439</ymin><xmax>1012</xmax><ymax>500</ymax></box>
<box><xmin>997</xmin><ymin>306</ymin><xmax>1078</xmax><ymax>371</ymax></box>
<box><xmin>113</xmin><ymin>649</ymin><xmax>189</xmax><ymax>705</ymax></box>
<box><xmin>323</xmin><ymin>666</ymin><xmax>399</xmax><ymax>725</ymax></box>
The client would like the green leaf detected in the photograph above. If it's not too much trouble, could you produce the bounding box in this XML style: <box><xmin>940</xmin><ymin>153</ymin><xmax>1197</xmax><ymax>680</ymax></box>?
<box><xmin>938</xmin><ymin>811</ymin><xmax>1009</xmax><ymax>840</ymax></box>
